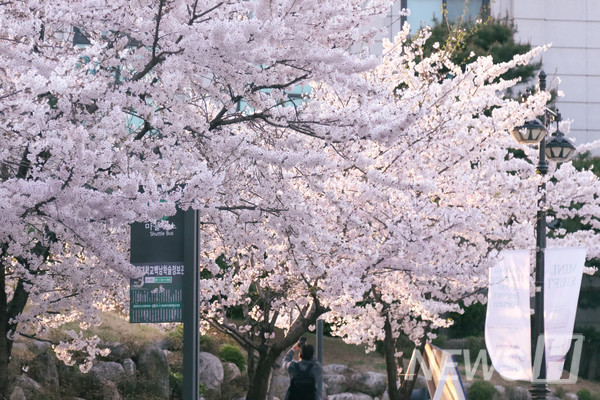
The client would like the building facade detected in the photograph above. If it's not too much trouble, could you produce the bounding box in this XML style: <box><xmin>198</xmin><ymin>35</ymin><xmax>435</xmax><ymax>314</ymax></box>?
<box><xmin>491</xmin><ymin>0</ymin><xmax>600</xmax><ymax>149</ymax></box>
<box><xmin>373</xmin><ymin>0</ymin><xmax>599</xmax><ymax>147</ymax></box>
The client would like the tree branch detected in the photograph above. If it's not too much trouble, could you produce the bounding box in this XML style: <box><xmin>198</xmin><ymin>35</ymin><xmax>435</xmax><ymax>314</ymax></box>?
<box><xmin>151</xmin><ymin>0</ymin><xmax>165</xmax><ymax>60</ymax></box>
<box><xmin>250</xmin><ymin>74</ymin><xmax>309</xmax><ymax>93</ymax></box>
<box><xmin>18</xmin><ymin>332</ymin><xmax>57</xmax><ymax>345</ymax></box>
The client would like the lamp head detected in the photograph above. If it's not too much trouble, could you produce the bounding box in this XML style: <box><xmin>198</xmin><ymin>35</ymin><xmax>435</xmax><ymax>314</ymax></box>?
<box><xmin>510</xmin><ymin>119</ymin><xmax>547</xmax><ymax>144</ymax></box>
<box><xmin>545</xmin><ymin>128</ymin><xmax>576</xmax><ymax>162</ymax></box>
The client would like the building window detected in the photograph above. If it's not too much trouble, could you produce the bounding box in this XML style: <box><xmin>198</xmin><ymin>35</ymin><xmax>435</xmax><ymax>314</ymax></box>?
<box><xmin>402</xmin><ymin>0</ymin><xmax>489</xmax><ymax>31</ymax></box>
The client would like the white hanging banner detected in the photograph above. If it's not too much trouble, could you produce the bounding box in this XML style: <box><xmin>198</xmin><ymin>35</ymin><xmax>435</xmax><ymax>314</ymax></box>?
<box><xmin>544</xmin><ymin>247</ymin><xmax>586</xmax><ymax>381</ymax></box>
<box><xmin>485</xmin><ymin>250</ymin><xmax>532</xmax><ymax>381</ymax></box>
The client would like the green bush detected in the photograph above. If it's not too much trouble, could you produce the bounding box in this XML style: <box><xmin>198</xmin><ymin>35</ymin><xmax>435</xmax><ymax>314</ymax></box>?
<box><xmin>446</xmin><ymin>302</ymin><xmax>487</xmax><ymax>338</ymax></box>
<box><xmin>577</xmin><ymin>389</ymin><xmax>592</xmax><ymax>400</ymax></box>
<box><xmin>169</xmin><ymin>371</ymin><xmax>183</xmax><ymax>399</ymax></box>
<box><xmin>165</xmin><ymin>325</ymin><xmax>184</xmax><ymax>351</ymax></box>
<box><xmin>467</xmin><ymin>380</ymin><xmax>496</xmax><ymax>400</ymax></box>
<box><xmin>200</xmin><ymin>334</ymin><xmax>220</xmax><ymax>355</ymax></box>
<box><xmin>165</xmin><ymin>328</ymin><xmax>221</xmax><ymax>355</ymax></box>
<box><xmin>466</xmin><ymin>336</ymin><xmax>486</xmax><ymax>358</ymax></box>
<box><xmin>219</xmin><ymin>344</ymin><xmax>246</xmax><ymax>371</ymax></box>
<box><xmin>576</xmin><ymin>389</ymin><xmax>600</xmax><ymax>400</ymax></box>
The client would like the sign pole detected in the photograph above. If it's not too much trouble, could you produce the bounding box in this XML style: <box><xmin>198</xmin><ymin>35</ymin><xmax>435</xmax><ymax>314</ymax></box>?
<box><xmin>183</xmin><ymin>209</ymin><xmax>200</xmax><ymax>400</ymax></box>
<box><xmin>317</xmin><ymin>319</ymin><xmax>324</xmax><ymax>394</ymax></box>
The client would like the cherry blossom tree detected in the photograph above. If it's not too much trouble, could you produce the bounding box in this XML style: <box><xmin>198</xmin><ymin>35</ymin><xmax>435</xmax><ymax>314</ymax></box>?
<box><xmin>0</xmin><ymin>0</ymin><xmax>390</xmax><ymax>396</ymax></box>
<box><xmin>308</xmin><ymin>27</ymin><xmax>600</xmax><ymax>400</ymax></box>
<box><xmin>2</xmin><ymin>1</ymin><xmax>600</xmax><ymax>399</ymax></box>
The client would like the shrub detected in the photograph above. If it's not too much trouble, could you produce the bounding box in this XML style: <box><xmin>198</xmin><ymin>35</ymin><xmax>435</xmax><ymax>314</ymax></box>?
<box><xmin>466</xmin><ymin>336</ymin><xmax>486</xmax><ymax>359</ymax></box>
<box><xmin>576</xmin><ymin>389</ymin><xmax>600</xmax><ymax>400</ymax></box>
<box><xmin>467</xmin><ymin>380</ymin><xmax>496</xmax><ymax>400</ymax></box>
<box><xmin>219</xmin><ymin>344</ymin><xmax>246</xmax><ymax>371</ymax></box>
<box><xmin>165</xmin><ymin>328</ymin><xmax>222</xmax><ymax>355</ymax></box>
<box><xmin>578</xmin><ymin>389</ymin><xmax>592</xmax><ymax>400</ymax></box>
<box><xmin>200</xmin><ymin>334</ymin><xmax>220</xmax><ymax>355</ymax></box>
<box><xmin>165</xmin><ymin>325</ymin><xmax>184</xmax><ymax>351</ymax></box>
<box><xmin>555</xmin><ymin>386</ymin><xmax>567</xmax><ymax>399</ymax></box>
<box><xmin>169</xmin><ymin>371</ymin><xmax>183</xmax><ymax>399</ymax></box>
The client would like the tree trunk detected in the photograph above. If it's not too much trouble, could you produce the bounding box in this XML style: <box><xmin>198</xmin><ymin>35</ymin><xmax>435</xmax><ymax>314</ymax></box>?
<box><xmin>383</xmin><ymin>313</ymin><xmax>401</xmax><ymax>400</ymax></box>
<box><xmin>0</xmin><ymin>270</ymin><xmax>30</xmax><ymax>400</ymax></box>
<box><xmin>398</xmin><ymin>340</ymin><xmax>426</xmax><ymax>400</ymax></box>
<box><xmin>0</xmin><ymin>259</ymin><xmax>9</xmax><ymax>400</ymax></box>
<box><xmin>245</xmin><ymin>301</ymin><xmax>323</xmax><ymax>400</ymax></box>
<box><xmin>246</xmin><ymin>348</ymin><xmax>280</xmax><ymax>400</ymax></box>
<box><xmin>383</xmin><ymin>313</ymin><xmax>426</xmax><ymax>400</ymax></box>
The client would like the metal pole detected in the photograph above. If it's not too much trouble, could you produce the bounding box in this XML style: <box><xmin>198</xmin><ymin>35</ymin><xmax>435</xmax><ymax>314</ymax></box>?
<box><xmin>183</xmin><ymin>209</ymin><xmax>200</xmax><ymax>400</ymax></box>
<box><xmin>530</xmin><ymin>71</ymin><xmax>550</xmax><ymax>400</ymax></box>
<box><xmin>317</xmin><ymin>319</ymin><xmax>324</xmax><ymax>394</ymax></box>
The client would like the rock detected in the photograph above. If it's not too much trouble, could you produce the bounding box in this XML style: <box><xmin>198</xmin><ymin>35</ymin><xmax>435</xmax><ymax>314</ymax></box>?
<box><xmin>329</xmin><ymin>393</ymin><xmax>373</xmax><ymax>400</ymax></box>
<box><xmin>137</xmin><ymin>345</ymin><xmax>170</xmax><ymax>399</ymax></box>
<box><xmin>565</xmin><ymin>393</ymin><xmax>578</xmax><ymax>400</ymax></box>
<box><xmin>90</xmin><ymin>361</ymin><xmax>126</xmax><ymax>383</ymax></box>
<box><xmin>350</xmin><ymin>371</ymin><xmax>387</xmax><ymax>397</ymax></box>
<box><xmin>12</xmin><ymin>374</ymin><xmax>43</xmax><ymax>399</ymax></box>
<box><xmin>324</xmin><ymin>373</ymin><xmax>348</xmax><ymax>394</ymax></box>
<box><xmin>28</xmin><ymin>340</ymin><xmax>51</xmax><ymax>354</ymax></box>
<box><xmin>100</xmin><ymin>342</ymin><xmax>132</xmax><ymax>361</ymax></box>
<box><xmin>269</xmin><ymin>372</ymin><xmax>291</xmax><ymax>400</ymax></box>
<box><xmin>198</xmin><ymin>351</ymin><xmax>224</xmax><ymax>390</ymax></box>
<box><xmin>509</xmin><ymin>386</ymin><xmax>529</xmax><ymax>400</ymax></box>
<box><xmin>122</xmin><ymin>358</ymin><xmax>136</xmax><ymax>377</ymax></box>
<box><xmin>101</xmin><ymin>380</ymin><xmax>122</xmax><ymax>400</ymax></box>
<box><xmin>120</xmin><ymin>358</ymin><xmax>137</xmax><ymax>395</ymax></box>
<box><xmin>11</xmin><ymin>343</ymin><xmax>28</xmax><ymax>353</ymax></box>
<box><xmin>9</xmin><ymin>386</ymin><xmax>26</xmax><ymax>400</ymax></box>
<box><xmin>493</xmin><ymin>385</ymin><xmax>507</xmax><ymax>400</ymax></box>
<box><xmin>223</xmin><ymin>362</ymin><xmax>242</xmax><ymax>382</ymax></box>
<box><xmin>329</xmin><ymin>394</ymin><xmax>355</xmax><ymax>400</ymax></box>
<box><xmin>323</xmin><ymin>364</ymin><xmax>350</xmax><ymax>375</ymax></box>
<box><xmin>29</xmin><ymin>350</ymin><xmax>59</xmax><ymax>391</ymax></box>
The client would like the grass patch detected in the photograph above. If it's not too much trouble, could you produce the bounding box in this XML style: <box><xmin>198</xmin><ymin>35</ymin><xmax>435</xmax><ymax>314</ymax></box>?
<box><xmin>300</xmin><ymin>333</ymin><xmax>386</xmax><ymax>372</ymax></box>
<box><xmin>46</xmin><ymin>311</ymin><xmax>165</xmax><ymax>346</ymax></box>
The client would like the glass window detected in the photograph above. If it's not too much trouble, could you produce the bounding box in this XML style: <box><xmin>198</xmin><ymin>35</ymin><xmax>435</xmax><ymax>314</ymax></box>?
<box><xmin>405</xmin><ymin>0</ymin><xmax>485</xmax><ymax>32</ymax></box>
<box><xmin>406</xmin><ymin>0</ymin><xmax>442</xmax><ymax>32</ymax></box>
<box><xmin>446</xmin><ymin>0</ymin><xmax>483</xmax><ymax>22</ymax></box>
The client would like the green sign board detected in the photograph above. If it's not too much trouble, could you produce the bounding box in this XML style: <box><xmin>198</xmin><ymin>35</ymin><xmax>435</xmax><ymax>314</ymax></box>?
<box><xmin>130</xmin><ymin>210</ymin><xmax>185</xmax><ymax>323</ymax></box>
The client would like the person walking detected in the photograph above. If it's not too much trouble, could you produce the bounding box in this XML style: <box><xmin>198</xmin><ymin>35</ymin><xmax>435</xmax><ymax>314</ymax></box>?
<box><xmin>282</xmin><ymin>338</ymin><xmax>322</xmax><ymax>400</ymax></box>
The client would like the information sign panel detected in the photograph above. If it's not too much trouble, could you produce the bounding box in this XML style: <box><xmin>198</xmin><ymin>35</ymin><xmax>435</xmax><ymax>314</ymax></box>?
<box><xmin>130</xmin><ymin>210</ymin><xmax>185</xmax><ymax>323</ymax></box>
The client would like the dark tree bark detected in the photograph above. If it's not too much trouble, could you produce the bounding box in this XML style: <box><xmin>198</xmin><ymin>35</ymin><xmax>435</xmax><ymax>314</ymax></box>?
<box><xmin>383</xmin><ymin>312</ymin><xmax>402</xmax><ymax>400</ymax></box>
<box><xmin>246</xmin><ymin>346</ymin><xmax>283</xmax><ymax>400</ymax></box>
<box><xmin>398</xmin><ymin>340</ymin><xmax>426</xmax><ymax>400</ymax></box>
<box><xmin>234</xmin><ymin>299</ymin><xmax>323</xmax><ymax>400</ymax></box>
<box><xmin>0</xmin><ymin>255</ymin><xmax>31</xmax><ymax>400</ymax></box>
<box><xmin>0</xmin><ymin>254</ymin><xmax>9</xmax><ymax>400</ymax></box>
<box><xmin>383</xmin><ymin>311</ymin><xmax>427</xmax><ymax>400</ymax></box>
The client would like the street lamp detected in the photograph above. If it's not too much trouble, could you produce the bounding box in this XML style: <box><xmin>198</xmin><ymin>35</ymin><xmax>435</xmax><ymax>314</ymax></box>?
<box><xmin>510</xmin><ymin>70</ymin><xmax>576</xmax><ymax>400</ymax></box>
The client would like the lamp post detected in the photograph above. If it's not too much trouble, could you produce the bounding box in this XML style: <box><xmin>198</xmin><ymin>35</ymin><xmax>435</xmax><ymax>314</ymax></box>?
<box><xmin>509</xmin><ymin>70</ymin><xmax>576</xmax><ymax>400</ymax></box>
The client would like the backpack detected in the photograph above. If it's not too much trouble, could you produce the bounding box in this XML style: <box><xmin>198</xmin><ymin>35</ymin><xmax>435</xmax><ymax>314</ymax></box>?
<box><xmin>288</xmin><ymin>362</ymin><xmax>316</xmax><ymax>400</ymax></box>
